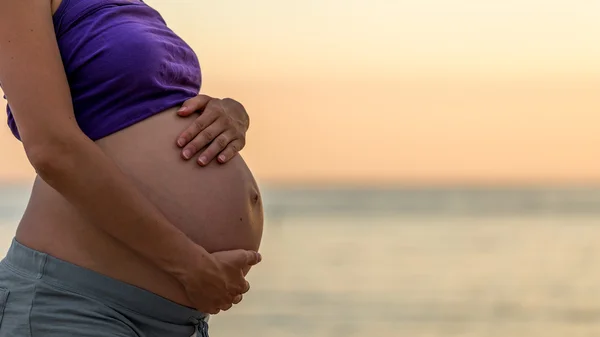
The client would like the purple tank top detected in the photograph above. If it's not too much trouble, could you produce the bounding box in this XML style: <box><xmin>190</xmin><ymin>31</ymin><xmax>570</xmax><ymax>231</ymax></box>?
<box><xmin>5</xmin><ymin>0</ymin><xmax>202</xmax><ymax>141</ymax></box>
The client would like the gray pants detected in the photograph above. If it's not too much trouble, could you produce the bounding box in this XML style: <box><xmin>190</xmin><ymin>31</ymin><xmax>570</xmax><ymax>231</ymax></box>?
<box><xmin>0</xmin><ymin>239</ymin><xmax>209</xmax><ymax>337</ymax></box>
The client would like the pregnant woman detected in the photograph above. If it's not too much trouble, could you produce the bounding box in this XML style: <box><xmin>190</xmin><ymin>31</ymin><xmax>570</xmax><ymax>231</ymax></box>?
<box><xmin>0</xmin><ymin>0</ymin><xmax>264</xmax><ymax>336</ymax></box>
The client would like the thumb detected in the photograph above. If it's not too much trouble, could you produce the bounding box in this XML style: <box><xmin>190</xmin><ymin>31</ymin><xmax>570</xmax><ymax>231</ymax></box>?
<box><xmin>238</xmin><ymin>250</ymin><xmax>262</xmax><ymax>267</ymax></box>
<box><xmin>177</xmin><ymin>94</ymin><xmax>212</xmax><ymax>116</ymax></box>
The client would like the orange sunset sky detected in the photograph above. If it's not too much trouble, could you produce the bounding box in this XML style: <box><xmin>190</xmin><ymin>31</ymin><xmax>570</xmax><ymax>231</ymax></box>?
<box><xmin>1</xmin><ymin>0</ymin><xmax>599</xmax><ymax>185</ymax></box>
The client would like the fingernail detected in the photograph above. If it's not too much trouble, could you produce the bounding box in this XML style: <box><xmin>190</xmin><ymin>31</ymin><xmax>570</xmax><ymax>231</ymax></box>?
<box><xmin>198</xmin><ymin>156</ymin><xmax>207</xmax><ymax>165</ymax></box>
<box><xmin>257</xmin><ymin>252</ymin><xmax>262</xmax><ymax>261</ymax></box>
<box><xmin>182</xmin><ymin>149</ymin><xmax>192</xmax><ymax>159</ymax></box>
<box><xmin>218</xmin><ymin>154</ymin><xmax>226</xmax><ymax>162</ymax></box>
<box><xmin>177</xmin><ymin>138</ymin><xmax>186</xmax><ymax>147</ymax></box>
<box><xmin>177</xmin><ymin>106</ymin><xmax>188</xmax><ymax>113</ymax></box>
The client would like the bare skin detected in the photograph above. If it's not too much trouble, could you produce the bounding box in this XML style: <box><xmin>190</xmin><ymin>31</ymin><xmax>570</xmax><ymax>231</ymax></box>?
<box><xmin>17</xmin><ymin>107</ymin><xmax>264</xmax><ymax>307</ymax></box>
<box><xmin>0</xmin><ymin>0</ymin><xmax>263</xmax><ymax>313</ymax></box>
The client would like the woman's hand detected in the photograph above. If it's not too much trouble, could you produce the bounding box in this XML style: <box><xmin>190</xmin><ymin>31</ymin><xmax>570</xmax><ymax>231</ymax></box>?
<box><xmin>176</xmin><ymin>95</ymin><xmax>249</xmax><ymax>166</ymax></box>
<box><xmin>179</xmin><ymin>248</ymin><xmax>262</xmax><ymax>315</ymax></box>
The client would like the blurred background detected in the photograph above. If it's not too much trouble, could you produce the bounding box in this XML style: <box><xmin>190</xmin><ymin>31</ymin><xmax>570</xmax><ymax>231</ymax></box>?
<box><xmin>2</xmin><ymin>0</ymin><xmax>600</xmax><ymax>336</ymax></box>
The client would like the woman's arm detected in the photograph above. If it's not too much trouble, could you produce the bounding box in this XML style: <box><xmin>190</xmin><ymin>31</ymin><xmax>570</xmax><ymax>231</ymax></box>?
<box><xmin>0</xmin><ymin>0</ymin><xmax>256</xmax><ymax>314</ymax></box>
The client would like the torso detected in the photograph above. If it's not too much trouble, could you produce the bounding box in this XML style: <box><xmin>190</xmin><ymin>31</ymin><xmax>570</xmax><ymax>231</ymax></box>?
<box><xmin>14</xmin><ymin>0</ymin><xmax>264</xmax><ymax>307</ymax></box>
<box><xmin>16</xmin><ymin>107</ymin><xmax>264</xmax><ymax>307</ymax></box>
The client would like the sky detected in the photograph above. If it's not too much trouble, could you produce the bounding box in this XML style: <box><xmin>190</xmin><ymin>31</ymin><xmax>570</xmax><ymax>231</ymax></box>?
<box><xmin>1</xmin><ymin>0</ymin><xmax>599</xmax><ymax>185</ymax></box>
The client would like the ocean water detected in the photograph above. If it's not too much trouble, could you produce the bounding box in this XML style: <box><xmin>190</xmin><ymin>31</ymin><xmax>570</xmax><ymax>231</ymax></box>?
<box><xmin>2</xmin><ymin>184</ymin><xmax>600</xmax><ymax>337</ymax></box>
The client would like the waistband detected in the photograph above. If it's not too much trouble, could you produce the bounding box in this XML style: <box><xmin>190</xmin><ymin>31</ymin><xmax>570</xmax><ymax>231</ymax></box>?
<box><xmin>2</xmin><ymin>238</ymin><xmax>207</xmax><ymax>325</ymax></box>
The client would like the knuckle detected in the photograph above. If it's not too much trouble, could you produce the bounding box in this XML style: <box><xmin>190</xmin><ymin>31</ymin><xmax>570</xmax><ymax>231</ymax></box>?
<box><xmin>215</xmin><ymin>100</ymin><xmax>225</xmax><ymax>112</ymax></box>
<box><xmin>216</xmin><ymin>136</ymin><xmax>228</xmax><ymax>148</ymax></box>
<box><xmin>191</xmin><ymin>139</ymin><xmax>209</xmax><ymax>152</ymax></box>
<box><xmin>223</xmin><ymin>115</ymin><xmax>234</xmax><ymax>126</ymax></box>
<box><xmin>202</xmin><ymin>130</ymin><xmax>214</xmax><ymax>141</ymax></box>
<box><xmin>209</xmin><ymin>100</ymin><xmax>224</xmax><ymax>112</ymax></box>
<box><xmin>193</xmin><ymin>118</ymin><xmax>205</xmax><ymax>130</ymax></box>
<box><xmin>195</xmin><ymin>138</ymin><xmax>210</xmax><ymax>149</ymax></box>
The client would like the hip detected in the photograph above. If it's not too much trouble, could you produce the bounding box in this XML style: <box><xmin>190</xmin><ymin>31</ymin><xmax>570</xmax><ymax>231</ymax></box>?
<box><xmin>0</xmin><ymin>238</ymin><xmax>209</xmax><ymax>337</ymax></box>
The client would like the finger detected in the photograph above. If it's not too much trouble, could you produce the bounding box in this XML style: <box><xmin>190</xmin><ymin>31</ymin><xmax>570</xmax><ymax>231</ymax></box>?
<box><xmin>225</xmin><ymin>279</ymin><xmax>244</xmax><ymax>295</ymax></box>
<box><xmin>177</xmin><ymin>94</ymin><xmax>213</xmax><ymax>117</ymax></box>
<box><xmin>232</xmin><ymin>250</ymin><xmax>262</xmax><ymax>268</ymax></box>
<box><xmin>240</xmin><ymin>279</ymin><xmax>250</xmax><ymax>294</ymax></box>
<box><xmin>213</xmin><ymin>293</ymin><xmax>235</xmax><ymax>312</ymax></box>
<box><xmin>205</xmin><ymin>307</ymin><xmax>220</xmax><ymax>315</ymax></box>
<box><xmin>229</xmin><ymin>280</ymin><xmax>250</xmax><ymax>296</ymax></box>
<box><xmin>197</xmin><ymin>130</ymin><xmax>235</xmax><ymax>166</ymax></box>
<box><xmin>223</xmin><ymin>272</ymin><xmax>248</xmax><ymax>294</ymax></box>
<box><xmin>220</xmin><ymin>302</ymin><xmax>233</xmax><ymax>312</ymax></box>
<box><xmin>216</xmin><ymin>139</ymin><xmax>245</xmax><ymax>164</ymax></box>
<box><xmin>180</xmin><ymin>121</ymin><xmax>225</xmax><ymax>162</ymax></box>
<box><xmin>177</xmin><ymin>111</ymin><xmax>219</xmax><ymax>149</ymax></box>
<box><xmin>233</xmin><ymin>294</ymin><xmax>243</xmax><ymax>305</ymax></box>
<box><xmin>244</xmin><ymin>251</ymin><xmax>262</xmax><ymax>266</ymax></box>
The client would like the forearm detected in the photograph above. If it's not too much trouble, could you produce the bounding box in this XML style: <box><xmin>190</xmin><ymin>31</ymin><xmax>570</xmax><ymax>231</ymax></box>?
<box><xmin>28</xmin><ymin>131</ymin><xmax>207</xmax><ymax>279</ymax></box>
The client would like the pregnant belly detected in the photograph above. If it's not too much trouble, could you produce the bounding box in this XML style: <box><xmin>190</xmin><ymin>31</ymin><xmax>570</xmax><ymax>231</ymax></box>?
<box><xmin>96</xmin><ymin>108</ymin><xmax>264</xmax><ymax>252</ymax></box>
<box><xmin>15</xmin><ymin>107</ymin><xmax>264</xmax><ymax>306</ymax></box>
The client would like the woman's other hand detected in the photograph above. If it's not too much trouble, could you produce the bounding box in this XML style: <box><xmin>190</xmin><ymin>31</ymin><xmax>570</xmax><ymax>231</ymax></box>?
<box><xmin>176</xmin><ymin>95</ymin><xmax>249</xmax><ymax>166</ymax></box>
<box><xmin>179</xmin><ymin>248</ymin><xmax>262</xmax><ymax>314</ymax></box>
